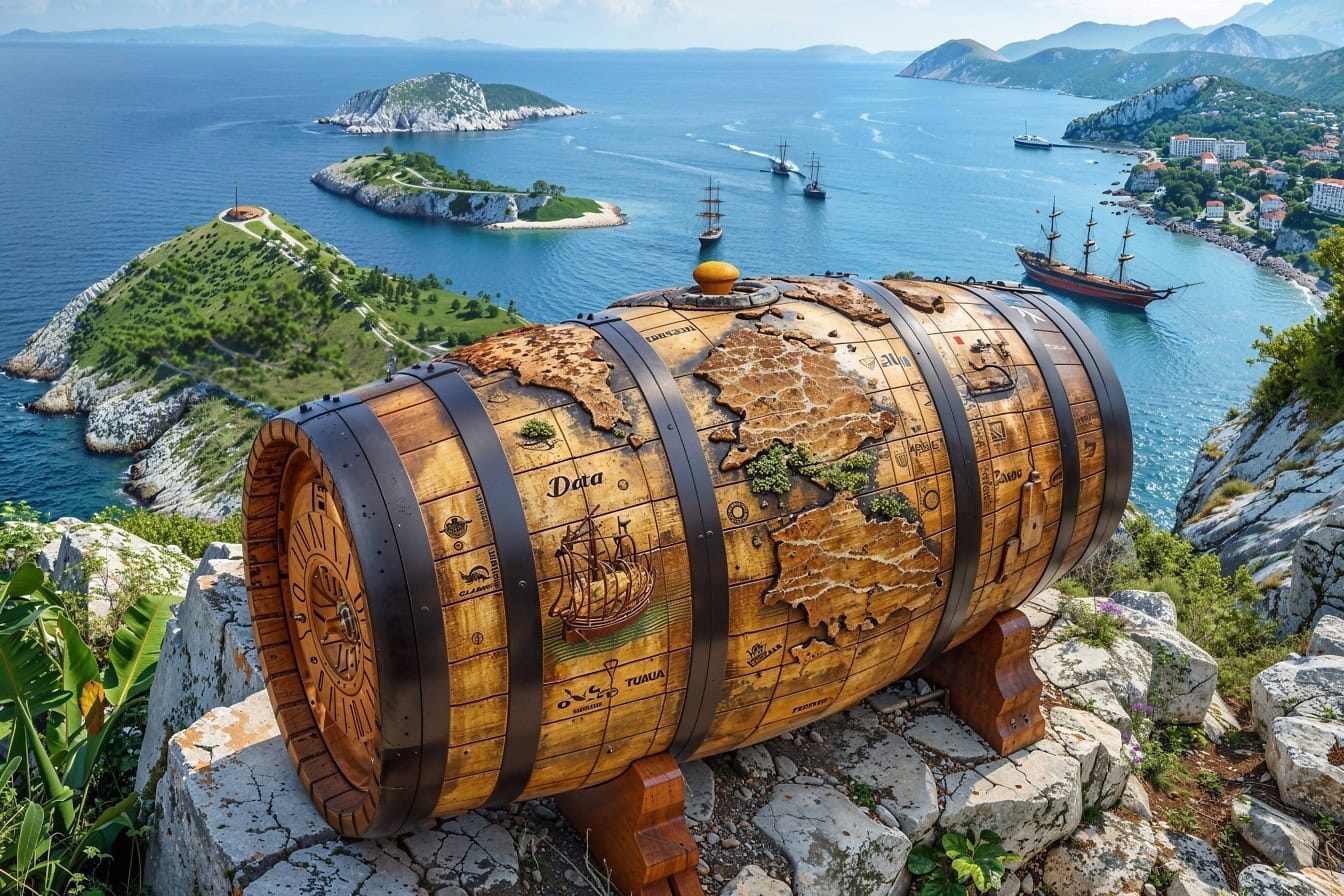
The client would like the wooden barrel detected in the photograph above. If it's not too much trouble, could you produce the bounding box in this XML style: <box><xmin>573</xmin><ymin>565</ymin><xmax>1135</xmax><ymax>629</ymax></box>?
<box><xmin>242</xmin><ymin>275</ymin><xmax>1130</xmax><ymax>837</ymax></box>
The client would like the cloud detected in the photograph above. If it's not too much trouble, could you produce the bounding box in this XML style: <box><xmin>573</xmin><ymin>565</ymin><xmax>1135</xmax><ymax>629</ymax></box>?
<box><xmin>0</xmin><ymin>0</ymin><xmax>49</xmax><ymax>11</ymax></box>
<box><xmin>468</xmin><ymin>0</ymin><xmax>687</xmax><ymax>17</ymax></box>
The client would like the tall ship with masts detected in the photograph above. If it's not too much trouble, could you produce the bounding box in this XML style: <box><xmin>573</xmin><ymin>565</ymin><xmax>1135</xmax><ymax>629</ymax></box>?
<box><xmin>697</xmin><ymin>180</ymin><xmax>723</xmax><ymax>246</ymax></box>
<box><xmin>771</xmin><ymin>138</ymin><xmax>792</xmax><ymax>176</ymax></box>
<box><xmin>1016</xmin><ymin>202</ymin><xmax>1189</xmax><ymax>309</ymax></box>
<box><xmin>549</xmin><ymin>509</ymin><xmax>657</xmax><ymax>643</ymax></box>
<box><xmin>803</xmin><ymin>153</ymin><xmax>826</xmax><ymax>199</ymax></box>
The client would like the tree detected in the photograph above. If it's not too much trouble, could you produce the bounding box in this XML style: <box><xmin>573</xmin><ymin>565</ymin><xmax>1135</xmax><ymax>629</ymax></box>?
<box><xmin>383</xmin><ymin>145</ymin><xmax>395</xmax><ymax>159</ymax></box>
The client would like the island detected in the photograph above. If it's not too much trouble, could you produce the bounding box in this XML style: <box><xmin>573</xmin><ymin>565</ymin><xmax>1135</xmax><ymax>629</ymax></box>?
<box><xmin>318</xmin><ymin>71</ymin><xmax>581</xmax><ymax>133</ymax></box>
<box><xmin>311</xmin><ymin>150</ymin><xmax>626</xmax><ymax>230</ymax></box>
<box><xmin>3</xmin><ymin>206</ymin><xmax>527</xmax><ymax>517</ymax></box>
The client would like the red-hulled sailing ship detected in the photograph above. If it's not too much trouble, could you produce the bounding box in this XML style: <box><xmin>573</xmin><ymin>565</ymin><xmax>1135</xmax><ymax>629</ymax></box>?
<box><xmin>1016</xmin><ymin>203</ymin><xmax>1190</xmax><ymax>309</ymax></box>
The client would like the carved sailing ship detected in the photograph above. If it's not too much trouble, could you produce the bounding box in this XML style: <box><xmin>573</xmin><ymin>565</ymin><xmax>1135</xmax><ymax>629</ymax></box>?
<box><xmin>550</xmin><ymin>508</ymin><xmax>656</xmax><ymax>643</ymax></box>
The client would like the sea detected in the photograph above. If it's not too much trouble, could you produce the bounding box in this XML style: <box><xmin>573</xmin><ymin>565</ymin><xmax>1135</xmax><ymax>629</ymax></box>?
<box><xmin>0</xmin><ymin>44</ymin><xmax>1323</xmax><ymax>525</ymax></box>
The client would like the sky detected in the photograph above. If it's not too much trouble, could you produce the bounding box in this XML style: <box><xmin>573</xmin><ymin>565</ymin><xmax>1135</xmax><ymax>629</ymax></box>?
<box><xmin>0</xmin><ymin>0</ymin><xmax>1256</xmax><ymax>51</ymax></box>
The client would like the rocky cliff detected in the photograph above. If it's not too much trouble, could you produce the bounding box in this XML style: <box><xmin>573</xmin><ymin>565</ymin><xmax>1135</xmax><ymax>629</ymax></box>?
<box><xmin>319</xmin><ymin>72</ymin><xmax>580</xmax><ymax>134</ymax></box>
<box><xmin>1176</xmin><ymin>398</ymin><xmax>1344</xmax><ymax>637</ymax></box>
<box><xmin>310</xmin><ymin>159</ymin><xmax>550</xmax><ymax>225</ymax></box>
<box><xmin>1063</xmin><ymin>76</ymin><xmax>1210</xmax><ymax>142</ymax></box>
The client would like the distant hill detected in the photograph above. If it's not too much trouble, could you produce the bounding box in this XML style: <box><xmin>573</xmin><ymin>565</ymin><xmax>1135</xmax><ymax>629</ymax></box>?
<box><xmin>997</xmin><ymin>18</ymin><xmax>1192</xmax><ymax>61</ymax></box>
<box><xmin>0</xmin><ymin>22</ymin><xmax>511</xmax><ymax>49</ymax></box>
<box><xmin>321</xmin><ymin>72</ymin><xmax>580</xmax><ymax>134</ymax></box>
<box><xmin>1131</xmin><ymin>24</ymin><xmax>1335</xmax><ymax>58</ymax></box>
<box><xmin>899</xmin><ymin>39</ymin><xmax>1004</xmax><ymax>79</ymax></box>
<box><xmin>900</xmin><ymin>40</ymin><xmax>1344</xmax><ymax>106</ymax></box>
<box><xmin>1215</xmin><ymin>0</ymin><xmax>1344</xmax><ymax>46</ymax></box>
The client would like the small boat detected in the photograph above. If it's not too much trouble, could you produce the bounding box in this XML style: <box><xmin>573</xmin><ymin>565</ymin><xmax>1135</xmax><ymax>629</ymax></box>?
<box><xmin>771</xmin><ymin>138</ymin><xmax>792</xmax><ymax>175</ymax></box>
<box><xmin>1015</xmin><ymin>202</ymin><xmax>1192</xmax><ymax>309</ymax></box>
<box><xmin>803</xmin><ymin>154</ymin><xmax>826</xmax><ymax>199</ymax></box>
<box><xmin>698</xmin><ymin>180</ymin><xmax>723</xmax><ymax>246</ymax></box>
<box><xmin>1014</xmin><ymin>122</ymin><xmax>1051</xmax><ymax>149</ymax></box>
<box><xmin>549</xmin><ymin>508</ymin><xmax>656</xmax><ymax>643</ymax></box>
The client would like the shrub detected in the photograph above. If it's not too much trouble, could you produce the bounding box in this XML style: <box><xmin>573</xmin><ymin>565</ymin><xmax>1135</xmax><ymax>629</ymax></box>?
<box><xmin>1112</xmin><ymin>514</ymin><xmax>1289</xmax><ymax>700</ymax></box>
<box><xmin>90</xmin><ymin>507</ymin><xmax>241</xmax><ymax>559</ymax></box>
<box><xmin>1060</xmin><ymin>598</ymin><xmax>1126</xmax><ymax>648</ymax></box>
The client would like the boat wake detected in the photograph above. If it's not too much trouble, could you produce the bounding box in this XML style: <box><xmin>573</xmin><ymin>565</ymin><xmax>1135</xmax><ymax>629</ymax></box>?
<box><xmin>812</xmin><ymin>111</ymin><xmax>825</xmax><ymax>119</ymax></box>
<box><xmin>872</xmin><ymin>148</ymin><xmax>895</xmax><ymax>160</ymax></box>
<box><xmin>719</xmin><ymin>143</ymin><xmax>779</xmax><ymax>164</ymax></box>
<box><xmin>593</xmin><ymin>149</ymin><xmax>709</xmax><ymax>175</ymax></box>
<box><xmin>871</xmin><ymin>128</ymin><xmax>883</xmax><ymax>144</ymax></box>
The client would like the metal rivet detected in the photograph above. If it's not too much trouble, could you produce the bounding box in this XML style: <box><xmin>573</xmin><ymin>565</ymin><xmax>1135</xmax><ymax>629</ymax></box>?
<box><xmin>518</xmin><ymin>580</ymin><xmax>528</xmax><ymax>589</ymax></box>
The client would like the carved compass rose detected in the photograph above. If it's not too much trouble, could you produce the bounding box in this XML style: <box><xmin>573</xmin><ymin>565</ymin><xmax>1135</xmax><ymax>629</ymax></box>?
<box><xmin>283</xmin><ymin>493</ymin><xmax>380</xmax><ymax>792</ymax></box>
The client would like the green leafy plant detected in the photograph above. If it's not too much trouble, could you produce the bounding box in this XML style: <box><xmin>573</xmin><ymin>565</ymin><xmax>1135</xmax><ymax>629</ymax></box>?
<box><xmin>865</xmin><ymin>494</ymin><xmax>914</xmax><ymax>523</ymax></box>
<box><xmin>1081</xmin><ymin>804</ymin><xmax>1103</xmax><ymax>825</ymax></box>
<box><xmin>850</xmin><ymin>781</ymin><xmax>877</xmax><ymax>809</ymax></box>
<box><xmin>1060</xmin><ymin>598</ymin><xmax>1126</xmax><ymax>648</ymax></box>
<box><xmin>1164</xmin><ymin>806</ymin><xmax>1198</xmax><ymax>833</ymax></box>
<box><xmin>745</xmin><ymin>442</ymin><xmax>875</xmax><ymax>495</ymax></box>
<box><xmin>0</xmin><ymin>562</ymin><xmax>176</xmax><ymax>894</ymax></box>
<box><xmin>1196</xmin><ymin>770</ymin><xmax>1222</xmax><ymax>794</ymax></box>
<box><xmin>519</xmin><ymin>418</ymin><xmax>556</xmax><ymax>441</ymax></box>
<box><xmin>90</xmin><ymin>506</ymin><xmax>241</xmax><ymax>560</ymax></box>
<box><xmin>1316</xmin><ymin>814</ymin><xmax>1337</xmax><ymax>835</ymax></box>
<box><xmin>906</xmin><ymin>830</ymin><xmax>1019</xmax><ymax>895</ymax></box>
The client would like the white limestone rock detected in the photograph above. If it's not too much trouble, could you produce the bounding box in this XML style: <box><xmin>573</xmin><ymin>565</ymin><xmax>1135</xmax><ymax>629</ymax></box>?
<box><xmin>146</xmin><ymin>690</ymin><xmax>520</xmax><ymax>896</ymax></box>
<box><xmin>1161</xmin><ymin>829</ymin><xmax>1231</xmax><ymax>896</ymax></box>
<box><xmin>36</xmin><ymin>521</ymin><xmax>192</xmax><ymax>616</ymax></box>
<box><xmin>1250</xmin><ymin>654</ymin><xmax>1344</xmax><ymax>736</ymax></box>
<box><xmin>720</xmin><ymin>864</ymin><xmax>791</xmax><ymax>896</ymax></box>
<box><xmin>1176</xmin><ymin>401</ymin><xmax>1344</xmax><ymax>580</ymax></box>
<box><xmin>145</xmin><ymin>691</ymin><xmax>336</xmax><ymax>896</ymax></box>
<box><xmin>1121</xmin><ymin>775</ymin><xmax>1152</xmax><ymax>822</ymax></box>
<box><xmin>1020</xmin><ymin>588</ymin><xmax>1066</xmax><ymax>630</ymax></box>
<box><xmin>752</xmin><ymin>784</ymin><xmax>910</xmax><ymax>896</ymax></box>
<box><xmin>939</xmin><ymin>744</ymin><xmax>1083</xmax><ymax>863</ymax></box>
<box><xmin>1105</xmin><ymin>589</ymin><xmax>1178</xmax><ymax>628</ymax></box>
<box><xmin>1042</xmin><ymin>815</ymin><xmax>1156</xmax><ymax>895</ymax></box>
<box><xmin>1239</xmin><ymin>863</ymin><xmax>1340</xmax><ymax>895</ymax></box>
<box><xmin>819</xmin><ymin>706</ymin><xmax>939</xmax><ymax>840</ymax></box>
<box><xmin>1203</xmin><ymin>691</ymin><xmax>1239</xmax><ymax>744</ymax></box>
<box><xmin>1264</xmin><ymin>715</ymin><xmax>1344</xmax><ymax>823</ymax></box>
<box><xmin>1277</xmin><ymin>508</ymin><xmax>1344</xmax><ymax>638</ymax></box>
<box><xmin>311</xmin><ymin>160</ymin><xmax>551</xmax><ymax>227</ymax></box>
<box><xmin>1114</xmin><ymin>608</ymin><xmax>1219</xmax><ymax>724</ymax></box>
<box><xmin>4</xmin><ymin>257</ymin><xmax>144</xmax><ymax>379</ymax></box>
<box><xmin>1048</xmin><ymin>707</ymin><xmax>1129</xmax><ymax>809</ymax></box>
<box><xmin>1308</xmin><ymin>614</ymin><xmax>1344</xmax><ymax>657</ymax></box>
<box><xmin>134</xmin><ymin>549</ymin><xmax>260</xmax><ymax>797</ymax></box>
<box><xmin>1232</xmin><ymin>794</ymin><xmax>1320</xmax><ymax>871</ymax></box>
<box><xmin>1033</xmin><ymin>627</ymin><xmax>1152</xmax><ymax>728</ymax></box>
<box><xmin>905</xmin><ymin>714</ymin><xmax>997</xmax><ymax>763</ymax></box>
<box><xmin>1064</xmin><ymin>77</ymin><xmax>1212</xmax><ymax>142</ymax></box>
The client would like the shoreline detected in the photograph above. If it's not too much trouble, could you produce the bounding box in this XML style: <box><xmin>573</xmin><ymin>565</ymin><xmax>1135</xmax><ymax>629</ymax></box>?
<box><xmin>484</xmin><ymin>201</ymin><xmax>627</xmax><ymax>231</ymax></box>
<box><xmin>1116</xmin><ymin>197</ymin><xmax>1330</xmax><ymax>299</ymax></box>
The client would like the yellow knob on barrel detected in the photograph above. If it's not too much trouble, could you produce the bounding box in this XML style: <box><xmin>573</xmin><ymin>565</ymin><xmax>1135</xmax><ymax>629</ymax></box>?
<box><xmin>693</xmin><ymin>261</ymin><xmax>739</xmax><ymax>296</ymax></box>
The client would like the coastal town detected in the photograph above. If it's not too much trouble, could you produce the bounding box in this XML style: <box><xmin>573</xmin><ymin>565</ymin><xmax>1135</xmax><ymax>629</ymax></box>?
<box><xmin>1118</xmin><ymin>101</ymin><xmax>1343</xmax><ymax>289</ymax></box>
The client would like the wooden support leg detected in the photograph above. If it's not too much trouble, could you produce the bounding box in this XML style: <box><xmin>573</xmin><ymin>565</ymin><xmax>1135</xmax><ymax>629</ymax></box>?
<box><xmin>922</xmin><ymin>608</ymin><xmax>1045</xmax><ymax>755</ymax></box>
<box><xmin>555</xmin><ymin>753</ymin><xmax>705</xmax><ymax>896</ymax></box>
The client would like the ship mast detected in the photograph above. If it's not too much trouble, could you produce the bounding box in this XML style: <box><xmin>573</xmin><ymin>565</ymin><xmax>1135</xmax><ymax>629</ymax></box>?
<box><xmin>1046</xmin><ymin>200</ymin><xmax>1062</xmax><ymax>263</ymax></box>
<box><xmin>1117</xmin><ymin>218</ymin><xmax>1136</xmax><ymax>284</ymax></box>
<box><xmin>778</xmin><ymin>138</ymin><xmax>790</xmax><ymax>167</ymax></box>
<box><xmin>1082</xmin><ymin>208</ymin><xmax>1098</xmax><ymax>275</ymax></box>
<box><xmin>698</xmin><ymin>180</ymin><xmax>722</xmax><ymax>231</ymax></box>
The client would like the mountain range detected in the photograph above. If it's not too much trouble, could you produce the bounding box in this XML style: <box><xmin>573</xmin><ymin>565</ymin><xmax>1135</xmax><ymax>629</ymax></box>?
<box><xmin>900</xmin><ymin>41</ymin><xmax>1344</xmax><ymax>106</ymax></box>
<box><xmin>0</xmin><ymin>22</ymin><xmax>510</xmax><ymax>48</ymax></box>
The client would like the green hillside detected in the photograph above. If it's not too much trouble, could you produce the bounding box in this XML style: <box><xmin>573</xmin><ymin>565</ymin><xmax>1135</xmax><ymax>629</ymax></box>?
<box><xmin>900</xmin><ymin>41</ymin><xmax>1344</xmax><ymax>106</ymax></box>
<box><xmin>481</xmin><ymin>83</ymin><xmax>565</xmax><ymax>110</ymax></box>
<box><xmin>69</xmin><ymin>210</ymin><xmax>524</xmax><ymax>411</ymax></box>
<box><xmin>1064</xmin><ymin>76</ymin><xmax>1340</xmax><ymax>158</ymax></box>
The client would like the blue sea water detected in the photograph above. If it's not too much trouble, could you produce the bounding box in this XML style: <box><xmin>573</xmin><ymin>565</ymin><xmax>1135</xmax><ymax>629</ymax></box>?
<box><xmin>0</xmin><ymin>44</ymin><xmax>1321</xmax><ymax>524</ymax></box>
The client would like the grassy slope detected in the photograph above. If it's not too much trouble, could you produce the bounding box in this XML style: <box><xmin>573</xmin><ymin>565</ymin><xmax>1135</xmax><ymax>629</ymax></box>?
<box><xmin>336</xmin><ymin>152</ymin><xmax>602</xmax><ymax>223</ymax></box>
<box><xmin>68</xmin><ymin>213</ymin><xmax>521</xmax><ymax>410</ymax></box>
<box><xmin>518</xmin><ymin>194</ymin><xmax>602</xmax><ymax>221</ymax></box>
<box><xmin>481</xmin><ymin>83</ymin><xmax>565</xmax><ymax>110</ymax></box>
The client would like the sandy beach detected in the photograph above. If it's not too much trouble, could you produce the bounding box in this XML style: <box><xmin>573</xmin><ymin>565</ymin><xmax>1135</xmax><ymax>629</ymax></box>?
<box><xmin>484</xmin><ymin>201</ymin><xmax>626</xmax><ymax>231</ymax></box>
